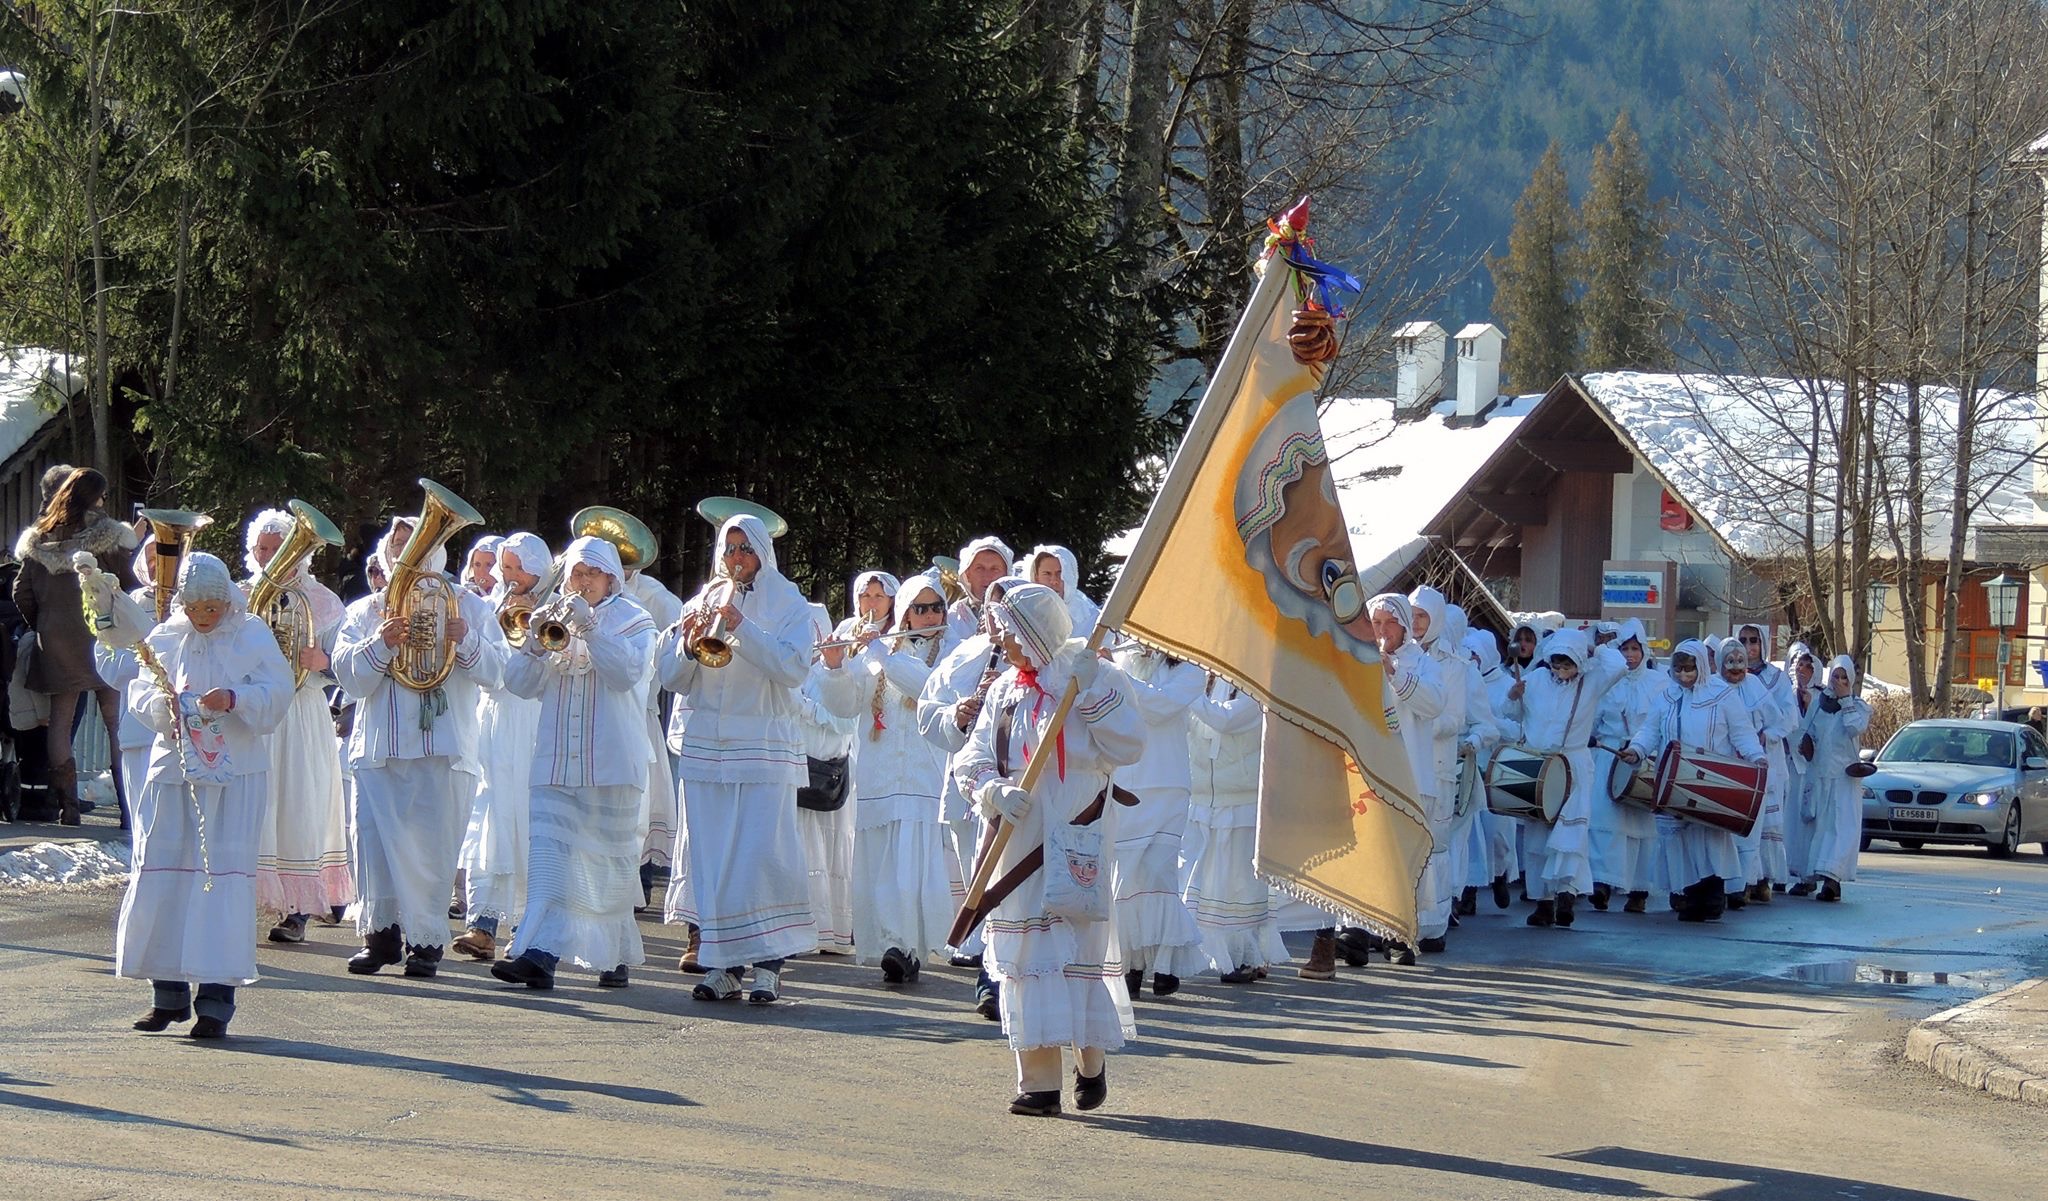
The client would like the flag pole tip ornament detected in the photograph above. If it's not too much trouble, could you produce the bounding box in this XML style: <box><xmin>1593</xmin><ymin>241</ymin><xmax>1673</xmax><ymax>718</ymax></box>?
<box><xmin>1262</xmin><ymin>195</ymin><xmax>1360</xmax><ymax>369</ymax></box>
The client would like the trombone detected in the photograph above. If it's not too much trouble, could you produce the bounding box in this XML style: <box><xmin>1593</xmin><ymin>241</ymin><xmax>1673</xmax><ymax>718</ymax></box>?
<box><xmin>812</xmin><ymin>626</ymin><xmax>948</xmax><ymax>656</ymax></box>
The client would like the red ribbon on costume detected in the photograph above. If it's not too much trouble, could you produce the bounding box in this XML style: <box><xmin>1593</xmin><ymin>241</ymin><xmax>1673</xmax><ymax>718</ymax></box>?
<box><xmin>1014</xmin><ymin>667</ymin><xmax>1066</xmax><ymax>781</ymax></box>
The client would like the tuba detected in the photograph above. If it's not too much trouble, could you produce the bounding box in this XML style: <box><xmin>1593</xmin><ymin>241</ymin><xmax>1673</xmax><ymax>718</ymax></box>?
<box><xmin>931</xmin><ymin>555</ymin><xmax>967</xmax><ymax>607</ymax></box>
<box><xmin>247</xmin><ymin>499</ymin><xmax>344</xmax><ymax>687</ymax></box>
<box><xmin>139</xmin><ymin>508</ymin><xmax>214</xmax><ymax>623</ymax></box>
<box><xmin>571</xmin><ymin>505</ymin><xmax>659</xmax><ymax>574</ymax></box>
<box><xmin>385</xmin><ymin>478</ymin><xmax>484</xmax><ymax>692</ymax></box>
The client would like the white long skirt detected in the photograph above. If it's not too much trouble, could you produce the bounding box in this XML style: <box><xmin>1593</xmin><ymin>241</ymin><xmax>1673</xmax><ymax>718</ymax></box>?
<box><xmin>1783</xmin><ymin>767</ymin><xmax>1816</xmax><ymax>879</ymax></box>
<box><xmin>669</xmin><ymin>778</ymin><xmax>815</xmax><ymax>969</ymax></box>
<box><xmin>853</xmin><ymin>818</ymin><xmax>955</xmax><ymax>964</ymax></box>
<box><xmin>637</xmin><ymin>707</ymin><xmax>676</xmax><ymax>867</ymax></box>
<box><xmin>1417</xmin><ymin>777</ymin><xmax>1455</xmax><ymax>938</ymax></box>
<box><xmin>1588</xmin><ymin>749</ymin><xmax>1657</xmax><ymax>893</ymax></box>
<box><xmin>1113</xmin><ymin>835</ymin><xmax>1208</xmax><ymax>976</ymax></box>
<box><xmin>1654</xmin><ymin>813</ymin><xmax>1743</xmax><ymax>892</ymax></box>
<box><xmin>117</xmin><ymin>769</ymin><xmax>269</xmax><ymax>986</ymax></box>
<box><xmin>798</xmin><ymin>802</ymin><xmax>856</xmax><ymax>953</ymax></box>
<box><xmin>462</xmin><ymin>693</ymin><xmax>541</xmax><ymax>926</ymax></box>
<box><xmin>1462</xmin><ymin>808</ymin><xmax>1516</xmax><ymax>887</ymax></box>
<box><xmin>1521</xmin><ymin>750</ymin><xmax>1595</xmax><ymax>900</ymax></box>
<box><xmin>257</xmin><ymin>684</ymin><xmax>353</xmax><ymax>916</ymax></box>
<box><xmin>1183</xmin><ymin>818</ymin><xmax>1289</xmax><ymax>971</ymax></box>
<box><xmin>988</xmin><ymin>911</ymin><xmax>1134</xmax><ymax>1052</ymax></box>
<box><xmin>1808</xmin><ymin>773</ymin><xmax>1863</xmax><ymax>883</ymax></box>
<box><xmin>350</xmin><ymin>756</ymin><xmax>467</xmax><ymax>948</ymax></box>
<box><xmin>511</xmin><ymin>783</ymin><xmax>644</xmax><ymax>973</ymax></box>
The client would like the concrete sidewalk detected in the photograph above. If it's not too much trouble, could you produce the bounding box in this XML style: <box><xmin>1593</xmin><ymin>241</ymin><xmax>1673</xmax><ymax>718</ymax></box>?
<box><xmin>1906</xmin><ymin>978</ymin><xmax>2048</xmax><ymax>1104</ymax></box>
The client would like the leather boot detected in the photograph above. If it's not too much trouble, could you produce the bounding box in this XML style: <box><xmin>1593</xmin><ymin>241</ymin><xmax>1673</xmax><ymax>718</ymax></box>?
<box><xmin>348</xmin><ymin>925</ymin><xmax>404</xmax><ymax>974</ymax></box>
<box><xmin>1299</xmin><ymin>933</ymin><xmax>1338</xmax><ymax>980</ymax></box>
<box><xmin>677</xmin><ymin>923</ymin><xmax>706</xmax><ymax>974</ymax></box>
<box><xmin>1623</xmin><ymin>891</ymin><xmax>1650</xmax><ymax>914</ymax></box>
<box><xmin>1526</xmin><ymin>900</ymin><xmax>1555</xmax><ymax>927</ymax></box>
<box><xmin>51</xmin><ymin>760</ymin><xmax>80</xmax><ymax>827</ymax></box>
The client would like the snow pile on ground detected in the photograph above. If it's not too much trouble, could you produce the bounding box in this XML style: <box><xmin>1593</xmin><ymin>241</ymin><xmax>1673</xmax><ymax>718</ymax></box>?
<box><xmin>0</xmin><ymin>838</ymin><xmax>132</xmax><ymax>892</ymax></box>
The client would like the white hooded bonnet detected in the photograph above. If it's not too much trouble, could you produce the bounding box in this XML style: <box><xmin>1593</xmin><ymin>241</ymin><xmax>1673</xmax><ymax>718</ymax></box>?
<box><xmin>989</xmin><ymin>581</ymin><xmax>1077</xmax><ymax>672</ymax></box>
<box><xmin>1408</xmin><ymin>586</ymin><xmax>1448</xmax><ymax>650</ymax></box>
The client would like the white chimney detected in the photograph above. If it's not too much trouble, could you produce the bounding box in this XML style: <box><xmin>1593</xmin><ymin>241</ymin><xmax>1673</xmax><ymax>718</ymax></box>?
<box><xmin>1393</xmin><ymin>321</ymin><xmax>1446</xmax><ymax>412</ymax></box>
<box><xmin>1454</xmin><ymin>323</ymin><xmax>1505</xmax><ymax>419</ymax></box>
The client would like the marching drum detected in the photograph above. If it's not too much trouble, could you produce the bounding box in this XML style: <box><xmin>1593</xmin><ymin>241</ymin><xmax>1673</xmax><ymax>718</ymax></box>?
<box><xmin>1484</xmin><ymin>746</ymin><xmax>1571</xmax><ymax>825</ymax></box>
<box><xmin>1608</xmin><ymin>754</ymin><xmax>1661</xmax><ymax>814</ymax></box>
<box><xmin>1453</xmin><ymin>750</ymin><xmax>1481</xmax><ymax>819</ymax></box>
<box><xmin>1654</xmin><ymin>745</ymin><xmax>1766</xmax><ymax>838</ymax></box>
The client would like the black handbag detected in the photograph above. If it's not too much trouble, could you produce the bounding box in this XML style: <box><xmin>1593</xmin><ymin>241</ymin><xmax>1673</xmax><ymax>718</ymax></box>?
<box><xmin>796</xmin><ymin>753</ymin><xmax>850</xmax><ymax>812</ymax></box>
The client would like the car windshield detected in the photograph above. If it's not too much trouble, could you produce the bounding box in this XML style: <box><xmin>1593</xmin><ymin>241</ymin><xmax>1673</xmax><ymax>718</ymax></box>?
<box><xmin>1878</xmin><ymin>726</ymin><xmax>2016</xmax><ymax>769</ymax></box>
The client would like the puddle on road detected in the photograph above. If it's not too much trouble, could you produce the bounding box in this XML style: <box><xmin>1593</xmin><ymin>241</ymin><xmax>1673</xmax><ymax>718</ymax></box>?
<box><xmin>1779</xmin><ymin>960</ymin><xmax>2012</xmax><ymax>989</ymax></box>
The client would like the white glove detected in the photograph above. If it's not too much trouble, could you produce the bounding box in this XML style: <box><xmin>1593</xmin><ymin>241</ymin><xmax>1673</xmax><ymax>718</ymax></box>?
<box><xmin>973</xmin><ymin>780</ymin><xmax>1034</xmax><ymax>825</ymax></box>
<box><xmin>1070</xmin><ymin>651</ymin><xmax>1101</xmax><ymax>691</ymax></box>
<box><xmin>566</xmin><ymin>594</ymin><xmax>594</xmax><ymax>628</ymax></box>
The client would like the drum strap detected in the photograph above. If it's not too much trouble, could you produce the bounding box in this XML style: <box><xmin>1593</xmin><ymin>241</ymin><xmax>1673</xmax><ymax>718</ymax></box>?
<box><xmin>1562</xmin><ymin>676</ymin><xmax>1587</xmax><ymax>741</ymax></box>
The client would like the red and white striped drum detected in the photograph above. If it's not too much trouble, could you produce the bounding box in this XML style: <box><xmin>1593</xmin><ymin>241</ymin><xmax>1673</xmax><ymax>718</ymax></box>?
<box><xmin>1607</xmin><ymin>754</ymin><xmax>1660</xmax><ymax>814</ymax></box>
<box><xmin>1653</xmin><ymin>744</ymin><xmax>1766</xmax><ymax>838</ymax></box>
<box><xmin>1484</xmin><ymin>746</ymin><xmax>1571</xmax><ymax>825</ymax></box>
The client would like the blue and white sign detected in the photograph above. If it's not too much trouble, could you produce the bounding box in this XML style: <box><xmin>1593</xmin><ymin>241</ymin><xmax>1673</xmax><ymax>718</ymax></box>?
<box><xmin>1601</xmin><ymin>570</ymin><xmax>1662</xmax><ymax>608</ymax></box>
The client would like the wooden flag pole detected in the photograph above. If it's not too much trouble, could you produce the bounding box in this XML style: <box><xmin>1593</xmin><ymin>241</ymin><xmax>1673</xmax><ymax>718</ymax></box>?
<box><xmin>946</xmin><ymin>628</ymin><xmax>1107</xmax><ymax>948</ymax></box>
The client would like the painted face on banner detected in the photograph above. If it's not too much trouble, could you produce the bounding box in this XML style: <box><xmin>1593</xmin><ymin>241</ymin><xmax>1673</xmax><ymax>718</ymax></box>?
<box><xmin>1234</xmin><ymin>395</ymin><xmax>1376</xmax><ymax>660</ymax></box>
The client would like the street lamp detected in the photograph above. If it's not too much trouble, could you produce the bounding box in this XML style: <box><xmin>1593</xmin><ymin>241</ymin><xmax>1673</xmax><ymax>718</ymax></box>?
<box><xmin>1867</xmin><ymin>579</ymin><xmax>1890</xmax><ymax>626</ymax></box>
<box><xmin>1984</xmin><ymin>572</ymin><xmax>2022</xmax><ymax>716</ymax></box>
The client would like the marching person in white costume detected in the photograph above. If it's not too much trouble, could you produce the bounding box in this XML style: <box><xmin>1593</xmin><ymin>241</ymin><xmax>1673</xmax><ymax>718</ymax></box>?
<box><xmin>112</xmin><ymin>553</ymin><xmax>293</xmax><ymax>1039</ymax></box>
<box><xmin>241</xmin><ymin>509</ymin><xmax>353</xmax><ymax>943</ymax></box>
<box><xmin>1500</xmin><ymin>628</ymin><xmax>1627</xmax><ymax>929</ymax></box>
<box><xmin>1588</xmin><ymin>619</ymin><xmax>1660</xmax><ymax>914</ymax></box>
<box><xmin>1731</xmin><ymin>623</ymin><xmax>1796</xmax><ymax>903</ymax></box>
<box><xmin>946</xmin><ymin>536</ymin><xmax>1013</xmax><ymax>641</ymax></box>
<box><xmin>1625</xmin><ymin>639</ymin><xmax>1762</xmax><ymax>922</ymax></box>
<box><xmin>1461</xmin><ymin>628</ymin><xmax>1520</xmax><ymax>910</ymax></box>
<box><xmin>334</xmin><ymin>518</ymin><xmax>505</xmax><ymax>979</ymax></box>
<box><xmin>1108</xmin><ymin>643</ymin><xmax>1209</xmax><ymax>996</ymax></box>
<box><xmin>91</xmin><ymin>540</ymin><xmax>170</xmax><ymax>863</ymax></box>
<box><xmin>1022</xmin><ymin>545</ymin><xmax>1101</xmax><ymax>641</ymax></box>
<box><xmin>1780</xmin><ymin>643</ymin><xmax>1823</xmax><ymax>893</ymax></box>
<box><xmin>490</xmin><ymin>536</ymin><xmax>657</xmax><ymax>990</ymax></box>
<box><xmin>955</xmin><ymin>582</ymin><xmax>1144</xmax><ymax>1118</ymax></box>
<box><xmin>919</xmin><ymin>573</ymin><xmax>1028</xmax><ymax>1019</ymax></box>
<box><xmin>462</xmin><ymin>534</ymin><xmax>501</xmax><ymax>597</ymax></box>
<box><xmin>1306</xmin><ymin>593</ymin><xmax>1440</xmax><ymax>977</ymax></box>
<box><xmin>795</xmin><ymin>600</ymin><xmax>858</xmax><ymax>955</ymax></box>
<box><xmin>1802</xmin><ymin>655</ymin><xmax>1871</xmax><ymax>903</ymax></box>
<box><xmin>820</xmin><ymin>571</ymin><xmax>958</xmax><ymax>983</ymax></box>
<box><xmin>453</xmin><ymin>531</ymin><xmax>551</xmax><ymax>961</ymax></box>
<box><xmin>1406</xmin><ymin>587</ymin><xmax>1467</xmax><ymax>952</ymax></box>
<box><xmin>1184</xmin><ymin>672</ymin><xmax>1288</xmax><ymax>982</ymax></box>
<box><xmin>659</xmin><ymin>511</ymin><xmax>817</xmax><ymax>1004</ymax></box>
<box><xmin>1433</xmin><ymin>604</ymin><xmax>1497</xmax><ymax>922</ymax></box>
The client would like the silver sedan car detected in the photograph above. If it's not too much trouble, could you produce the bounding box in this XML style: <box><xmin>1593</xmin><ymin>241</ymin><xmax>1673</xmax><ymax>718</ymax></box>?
<box><xmin>1858</xmin><ymin>720</ymin><xmax>2048</xmax><ymax>857</ymax></box>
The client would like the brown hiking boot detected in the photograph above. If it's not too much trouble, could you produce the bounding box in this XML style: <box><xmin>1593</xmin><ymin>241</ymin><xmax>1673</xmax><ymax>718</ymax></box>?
<box><xmin>678</xmin><ymin>923</ymin><xmax>706</xmax><ymax>974</ymax></box>
<box><xmin>1299</xmin><ymin>933</ymin><xmax>1338</xmax><ymax>980</ymax></box>
<box><xmin>452</xmin><ymin>928</ymin><xmax>497</xmax><ymax>961</ymax></box>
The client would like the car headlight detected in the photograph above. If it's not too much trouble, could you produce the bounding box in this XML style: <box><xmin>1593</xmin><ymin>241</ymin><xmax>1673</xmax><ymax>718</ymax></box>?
<box><xmin>1861</xmin><ymin>786</ymin><xmax>1877</xmax><ymax>800</ymax></box>
<box><xmin>1969</xmin><ymin>791</ymin><xmax>2001</xmax><ymax>807</ymax></box>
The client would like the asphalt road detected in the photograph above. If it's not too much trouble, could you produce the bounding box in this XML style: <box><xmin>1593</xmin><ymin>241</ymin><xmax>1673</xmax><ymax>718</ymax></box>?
<box><xmin>3</xmin><ymin>844</ymin><xmax>2044</xmax><ymax>1201</ymax></box>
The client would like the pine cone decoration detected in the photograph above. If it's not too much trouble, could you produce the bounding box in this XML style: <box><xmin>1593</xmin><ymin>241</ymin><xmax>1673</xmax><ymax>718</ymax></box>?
<box><xmin>1289</xmin><ymin>308</ymin><xmax>1338</xmax><ymax>365</ymax></box>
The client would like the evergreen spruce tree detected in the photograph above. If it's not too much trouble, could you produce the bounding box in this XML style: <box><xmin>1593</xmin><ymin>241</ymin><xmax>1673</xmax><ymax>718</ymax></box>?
<box><xmin>1489</xmin><ymin>142</ymin><xmax>1579</xmax><ymax>392</ymax></box>
<box><xmin>1579</xmin><ymin>110</ymin><xmax>1668</xmax><ymax>372</ymax></box>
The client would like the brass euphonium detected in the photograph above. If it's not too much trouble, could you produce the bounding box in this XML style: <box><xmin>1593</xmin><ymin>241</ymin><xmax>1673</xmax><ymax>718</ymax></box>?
<box><xmin>248</xmin><ymin>499</ymin><xmax>344</xmax><ymax>687</ymax></box>
<box><xmin>138</xmin><ymin>508</ymin><xmax>214</xmax><ymax>623</ymax></box>
<box><xmin>385</xmin><ymin>478</ymin><xmax>484</xmax><ymax>692</ymax></box>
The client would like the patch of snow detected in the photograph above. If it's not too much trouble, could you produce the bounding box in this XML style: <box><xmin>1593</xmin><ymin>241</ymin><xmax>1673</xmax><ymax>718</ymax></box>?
<box><xmin>0</xmin><ymin>838</ymin><xmax>132</xmax><ymax>892</ymax></box>
<box><xmin>0</xmin><ymin>346</ymin><xmax>83</xmax><ymax>467</ymax></box>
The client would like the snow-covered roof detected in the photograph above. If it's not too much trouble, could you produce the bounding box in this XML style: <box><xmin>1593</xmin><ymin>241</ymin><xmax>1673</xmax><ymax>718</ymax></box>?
<box><xmin>1394</xmin><ymin>321</ymin><xmax>1445</xmax><ymax>340</ymax></box>
<box><xmin>1578</xmin><ymin>371</ymin><xmax>2042</xmax><ymax>562</ymax></box>
<box><xmin>1452</xmin><ymin>323</ymin><xmax>1502</xmax><ymax>342</ymax></box>
<box><xmin>0</xmin><ymin>347</ymin><xmax>80</xmax><ymax>467</ymax></box>
<box><xmin>1322</xmin><ymin>392</ymin><xmax>1545</xmax><ymax>591</ymax></box>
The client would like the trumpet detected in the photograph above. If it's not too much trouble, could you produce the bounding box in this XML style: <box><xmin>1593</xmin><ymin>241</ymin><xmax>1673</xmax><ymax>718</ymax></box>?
<box><xmin>690</xmin><ymin>576</ymin><xmax>742</xmax><ymax>668</ymax></box>
<box><xmin>532</xmin><ymin>597</ymin><xmax>579</xmax><ymax>653</ymax></box>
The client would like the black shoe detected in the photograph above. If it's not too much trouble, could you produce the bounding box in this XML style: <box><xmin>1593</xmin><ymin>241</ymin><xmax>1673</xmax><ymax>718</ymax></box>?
<box><xmin>1417</xmin><ymin>936</ymin><xmax>1447</xmax><ymax>953</ymax></box>
<box><xmin>1447</xmin><ymin>912</ymin><xmax>1460</xmax><ymax>929</ymax></box>
<box><xmin>1457</xmin><ymin>887</ymin><xmax>1479</xmax><ymax>916</ymax></box>
<box><xmin>1701</xmin><ymin>877</ymin><xmax>1727</xmax><ymax>921</ymax></box>
<box><xmin>448</xmin><ymin>902</ymin><xmax>463</xmax><ymax>920</ymax></box>
<box><xmin>1219</xmin><ymin>964</ymin><xmax>1259</xmax><ymax>984</ymax></box>
<box><xmin>597</xmin><ymin>965</ymin><xmax>629</xmax><ymax>988</ymax></box>
<box><xmin>1623</xmin><ymin>891</ymin><xmax>1649</xmax><ymax>914</ymax></box>
<box><xmin>1817</xmin><ymin>878</ymin><xmax>1842</xmax><ymax>903</ymax></box>
<box><xmin>1527</xmin><ymin>900</ymin><xmax>1555</xmax><ymax>928</ymax></box>
<box><xmin>189</xmin><ymin>1016</ymin><xmax>227</xmax><ymax>1040</ymax></box>
<box><xmin>1125</xmin><ymin>967</ymin><xmax>1144</xmax><ymax>995</ymax></box>
<box><xmin>490</xmin><ymin>955</ymin><xmax>556</xmax><ymax>990</ymax></box>
<box><xmin>882</xmin><ymin>946</ymin><xmax>914</xmax><ymax>984</ymax></box>
<box><xmin>1152</xmin><ymin>973</ymin><xmax>1180</xmax><ymax>997</ymax></box>
<box><xmin>347</xmin><ymin>925</ymin><xmax>403</xmax><ymax>975</ymax></box>
<box><xmin>1334</xmin><ymin>928</ymin><xmax>1375</xmax><ymax>967</ymax></box>
<box><xmin>1725</xmin><ymin>889</ymin><xmax>1747</xmax><ymax>912</ymax></box>
<box><xmin>133</xmin><ymin>1007</ymin><xmax>191</xmax><ymax>1032</ymax></box>
<box><xmin>403</xmin><ymin>944</ymin><xmax>443</xmax><ymax>979</ymax></box>
<box><xmin>949</xmin><ymin>952</ymin><xmax>983</xmax><ymax>968</ymax></box>
<box><xmin>1009</xmin><ymin>1089</ymin><xmax>1062</xmax><ymax>1117</ymax></box>
<box><xmin>975</xmin><ymin>986</ymin><xmax>1002</xmax><ymax>1021</ymax></box>
<box><xmin>1388</xmin><ymin>941</ymin><xmax>1417</xmax><ymax>966</ymax></box>
<box><xmin>268</xmin><ymin>915</ymin><xmax>308</xmax><ymax>944</ymax></box>
<box><xmin>1074</xmin><ymin>1064</ymin><xmax>1108</xmax><ymax>1112</ymax></box>
<box><xmin>1590</xmin><ymin>883</ymin><xmax>1611</xmax><ymax>911</ymax></box>
<box><xmin>1491</xmin><ymin>874</ymin><xmax>1512</xmax><ymax>909</ymax></box>
<box><xmin>1555</xmin><ymin>892</ymin><xmax>1577</xmax><ymax>928</ymax></box>
<box><xmin>1789</xmin><ymin>881</ymin><xmax>1816</xmax><ymax>897</ymax></box>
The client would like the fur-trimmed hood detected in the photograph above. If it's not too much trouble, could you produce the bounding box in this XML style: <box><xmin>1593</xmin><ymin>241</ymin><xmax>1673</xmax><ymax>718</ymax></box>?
<box><xmin>14</xmin><ymin>513</ymin><xmax>137</xmax><ymax>573</ymax></box>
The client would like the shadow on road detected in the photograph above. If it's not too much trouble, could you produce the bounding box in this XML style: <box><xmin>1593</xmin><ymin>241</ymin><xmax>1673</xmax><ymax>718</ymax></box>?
<box><xmin>210</xmin><ymin>1038</ymin><xmax>696</xmax><ymax>1112</ymax></box>
<box><xmin>0</xmin><ymin>1071</ymin><xmax>301</xmax><ymax>1147</ymax></box>
<box><xmin>1556</xmin><ymin>1144</ymin><xmax>1982</xmax><ymax>1201</ymax></box>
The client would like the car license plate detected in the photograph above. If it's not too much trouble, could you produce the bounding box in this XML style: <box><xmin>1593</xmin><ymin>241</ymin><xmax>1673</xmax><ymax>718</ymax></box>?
<box><xmin>1892</xmin><ymin>807</ymin><xmax>1933</xmax><ymax>821</ymax></box>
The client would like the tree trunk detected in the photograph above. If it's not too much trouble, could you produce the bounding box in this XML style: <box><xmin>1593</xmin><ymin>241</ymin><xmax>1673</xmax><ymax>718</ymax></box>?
<box><xmin>1115</xmin><ymin>0</ymin><xmax>1172</xmax><ymax>249</ymax></box>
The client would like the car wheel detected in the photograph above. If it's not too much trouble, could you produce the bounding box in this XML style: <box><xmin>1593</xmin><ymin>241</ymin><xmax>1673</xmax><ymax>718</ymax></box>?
<box><xmin>1897</xmin><ymin>839</ymin><xmax>1924</xmax><ymax>851</ymax></box>
<box><xmin>1987</xmin><ymin>803</ymin><xmax>2020</xmax><ymax>859</ymax></box>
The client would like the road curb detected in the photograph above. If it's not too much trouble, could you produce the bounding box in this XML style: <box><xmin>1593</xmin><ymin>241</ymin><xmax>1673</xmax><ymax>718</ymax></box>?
<box><xmin>1904</xmin><ymin>978</ymin><xmax>2048</xmax><ymax>1104</ymax></box>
